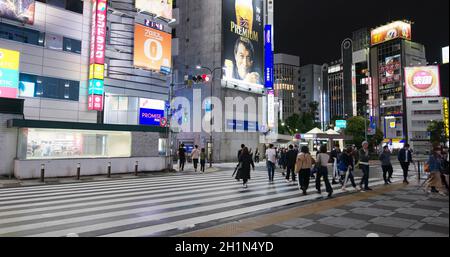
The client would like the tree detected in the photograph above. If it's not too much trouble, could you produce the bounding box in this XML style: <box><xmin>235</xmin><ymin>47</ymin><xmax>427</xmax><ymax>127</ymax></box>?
<box><xmin>427</xmin><ymin>121</ymin><xmax>445</xmax><ymax>145</ymax></box>
<box><xmin>369</xmin><ymin>129</ymin><xmax>384</xmax><ymax>151</ymax></box>
<box><xmin>344</xmin><ymin>116</ymin><xmax>368</xmax><ymax>148</ymax></box>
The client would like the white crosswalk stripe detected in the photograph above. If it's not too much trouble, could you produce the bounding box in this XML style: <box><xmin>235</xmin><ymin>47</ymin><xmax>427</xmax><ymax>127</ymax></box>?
<box><xmin>0</xmin><ymin>169</ymin><xmax>403</xmax><ymax>237</ymax></box>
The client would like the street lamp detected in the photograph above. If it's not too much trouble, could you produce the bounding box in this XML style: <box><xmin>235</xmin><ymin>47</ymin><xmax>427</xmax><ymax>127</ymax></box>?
<box><xmin>196</xmin><ymin>65</ymin><xmax>223</xmax><ymax>168</ymax></box>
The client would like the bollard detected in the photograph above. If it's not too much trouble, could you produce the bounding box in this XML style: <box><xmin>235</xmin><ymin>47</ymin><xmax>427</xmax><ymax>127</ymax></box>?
<box><xmin>77</xmin><ymin>163</ymin><xmax>81</xmax><ymax>180</ymax></box>
<box><xmin>40</xmin><ymin>164</ymin><xmax>45</xmax><ymax>183</ymax></box>
<box><xmin>135</xmin><ymin>161</ymin><xmax>139</xmax><ymax>176</ymax></box>
<box><xmin>417</xmin><ymin>161</ymin><xmax>421</xmax><ymax>181</ymax></box>
<box><xmin>107</xmin><ymin>162</ymin><xmax>111</xmax><ymax>178</ymax></box>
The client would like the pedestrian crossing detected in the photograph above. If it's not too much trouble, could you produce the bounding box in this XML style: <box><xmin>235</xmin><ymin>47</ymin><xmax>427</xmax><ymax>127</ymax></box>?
<box><xmin>0</xmin><ymin>169</ymin><xmax>403</xmax><ymax>237</ymax></box>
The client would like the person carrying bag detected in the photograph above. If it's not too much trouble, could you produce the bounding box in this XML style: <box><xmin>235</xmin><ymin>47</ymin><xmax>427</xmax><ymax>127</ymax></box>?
<box><xmin>295</xmin><ymin>146</ymin><xmax>315</xmax><ymax>195</ymax></box>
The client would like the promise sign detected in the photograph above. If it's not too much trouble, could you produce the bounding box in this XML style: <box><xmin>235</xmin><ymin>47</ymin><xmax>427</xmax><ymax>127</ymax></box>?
<box><xmin>88</xmin><ymin>0</ymin><xmax>107</xmax><ymax>111</ymax></box>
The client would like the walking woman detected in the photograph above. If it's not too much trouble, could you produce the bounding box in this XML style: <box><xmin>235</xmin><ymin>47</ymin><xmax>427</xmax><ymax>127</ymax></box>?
<box><xmin>200</xmin><ymin>148</ymin><xmax>206</xmax><ymax>173</ymax></box>
<box><xmin>340</xmin><ymin>147</ymin><xmax>357</xmax><ymax>191</ymax></box>
<box><xmin>426</xmin><ymin>146</ymin><xmax>447</xmax><ymax>195</ymax></box>
<box><xmin>235</xmin><ymin>147</ymin><xmax>255</xmax><ymax>188</ymax></box>
<box><xmin>295</xmin><ymin>146</ymin><xmax>315</xmax><ymax>195</ymax></box>
<box><xmin>315</xmin><ymin>145</ymin><xmax>333</xmax><ymax>197</ymax></box>
<box><xmin>191</xmin><ymin>145</ymin><xmax>200</xmax><ymax>172</ymax></box>
<box><xmin>178</xmin><ymin>144</ymin><xmax>186</xmax><ymax>172</ymax></box>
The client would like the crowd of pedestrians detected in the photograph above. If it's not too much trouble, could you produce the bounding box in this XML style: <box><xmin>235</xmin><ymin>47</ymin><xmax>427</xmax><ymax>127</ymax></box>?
<box><xmin>176</xmin><ymin>141</ymin><xmax>449</xmax><ymax>196</ymax></box>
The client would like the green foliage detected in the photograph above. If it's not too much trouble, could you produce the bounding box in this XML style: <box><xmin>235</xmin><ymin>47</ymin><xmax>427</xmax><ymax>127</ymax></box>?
<box><xmin>427</xmin><ymin>121</ymin><xmax>445</xmax><ymax>145</ymax></box>
<box><xmin>280</xmin><ymin>112</ymin><xmax>318</xmax><ymax>136</ymax></box>
<box><xmin>344</xmin><ymin>116</ymin><xmax>368</xmax><ymax>148</ymax></box>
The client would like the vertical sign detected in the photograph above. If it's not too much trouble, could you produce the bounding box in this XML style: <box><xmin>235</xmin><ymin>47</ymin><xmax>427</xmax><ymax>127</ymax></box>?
<box><xmin>264</xmin><ymin>25</ymin><xmax>274</xmax><ymax>90</ymax></box>
<box><xmin>0</xmin><ymin>48</ymin><xmax>20</xmax><ymax>99</ymax></box>
<box><xmin>88</xmin><ymin>0</ymin><xmax>107</xmax><ymax>111</ymax></box>
<box><xmin>267</xmin><ymin>90</ymin><xmax>275</xmax><ymax>128</ymax></box>
<box><xmin>443</xmin><ymin>98</ymin><xmax>449</xmax><ymax>139</ymax></box>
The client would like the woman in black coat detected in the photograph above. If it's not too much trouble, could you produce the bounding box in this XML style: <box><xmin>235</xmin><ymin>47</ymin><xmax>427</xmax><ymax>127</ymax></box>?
<box><xmin>236</xmin><ymin>147</ymin><xmax>255</xmax><ymax>188</ymax></box>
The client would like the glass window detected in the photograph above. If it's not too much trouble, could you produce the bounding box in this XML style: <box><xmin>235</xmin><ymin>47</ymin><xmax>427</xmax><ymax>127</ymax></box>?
<box><xmin>63</xmin><ymin>37</ymin><xmax>82</xmax><ymax>54</ymax></box>
<box><xmin>18</xmin><ymin>73</ymin><xmax>79</xmax><ymax>101</ymax></box>
<box><xmin>66</xmin><ymin>0</ymin><xmax>84</xmax><ymax>14</ymax></box>
<box><xmin>19</xmin><ymin>128</ymin><xmax>132</xmax><ymax>160</ymax></box>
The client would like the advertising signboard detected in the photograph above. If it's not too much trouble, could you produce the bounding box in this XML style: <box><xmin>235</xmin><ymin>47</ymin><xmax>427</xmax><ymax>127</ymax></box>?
<box><xmin>335</xmin><ymin>120</ymin><xmax>347</xmax><ymax>129</ymax></box>
<box><xmin>405</xmin><ymin>66</ymin><xmax>441</xmax><ymax>98</ymax></box>
<box><xmin>0</xmin><ymin>48</ymin><xmax>20</xmax><ymax>99</ymax></box>
<box><xmin>222</xmin><ymin>0</ymin><xmax>264</xmax><ymax>87</ymax></box>
<box><xmin>136</xmin><ymin>0</ymin><xmax>172</xmax><ymax>20</ymax></box>
<box><xmin>134</xmin><ymin>23</ymin><xmax>172</xmax><ymax>73</ymax></box>
<box><xmin>264</xmin><ymin>25</ymin><xmax>273</xmax><ymax>90</ymax></box>
<box><xmin>88</xmin><ymin>0</ymin><xmax>107</xmax><ymax>111</ymax></box>
<box><xmin>371</xmin><ymin>21</ymin><xmax>411</xmax><ymax>46</ymax></box>
<box><xmin>139</xmin><ymin>98</ymin><xmax>166</xmax><ymax>126</ymax></box>
<box><xmin>443</xmin><ymin>46</ymin><xmax>449</xmax><ymax>64</ymax></box>
<box><xmin>443</xmin><ymin>98</ymin><xmax>449</xmax><ymax>138</ymax></box>
<box><xmin>0</xmin><ymin>0</ymin><xmax>35</xmax><ymax>24</ymax></box>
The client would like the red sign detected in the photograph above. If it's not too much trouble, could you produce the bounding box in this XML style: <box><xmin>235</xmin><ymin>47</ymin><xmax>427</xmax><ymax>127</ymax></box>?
<box><xmin>0</xmin><ymin>87</ymin><xmax>17</xmax><ymax>98</ymax></box>
<box><xmin>88</xmin><ymin>95</ymin><xmax>104</xmax><ymax>111</ymax></box>
<box><xmin>90</xmin><ymin>0</ymin><xmax>107</xmax><ymax>65</ymax></box>
<box><xmin>160</xmin><ymin>117</ymin><xmax>168</xmax><ymax>127</ymax></box>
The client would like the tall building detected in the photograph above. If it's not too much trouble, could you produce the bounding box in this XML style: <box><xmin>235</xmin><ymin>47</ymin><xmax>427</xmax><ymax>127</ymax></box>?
<box><xmin>274</xmin><ymin>53</ymin><xmax>300</xmax><ymax>121</ymax></box>
<box><xmin>0</xmin><ymin>0</ymin><xmax>172</xmax><ymax>178</ymax></box>
<box><xmin>299</xmin><ymin>64</ymin><xmax>322</xmax><ymax>121</ymax></box>
<box><xmin>321</xmin><ymin>38</ymin><xmax>354</xmax><ymax>128</ymax></box>
<box><xmin>369</xmin><ymin>21</ymin><xmax>427</xmax><ymax>145</ymax></box>
<box><xmin>352</xmin><ymin>28</ymin><xmax>371</xmax><ymax>117</ymax></box>
<box><xmin>172</xmin><ymin>0</ymin><xmax>272</xmax><ymax>162</ymax></box>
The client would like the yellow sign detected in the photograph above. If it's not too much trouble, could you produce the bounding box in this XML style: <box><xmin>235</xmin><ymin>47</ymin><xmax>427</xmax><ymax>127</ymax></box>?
<box><xmin>389</xmin><ymin>122</ymin><xmax>396</xmax><ymax>129</ymax></box>
<box><xmin>0</xmin><ymin>48</ymin><xmax>20</xmax><ymax>70</ymax></box>
<box><xmin>89</xmin><ymin>64</ymin><xmax>104</xmax><ymax>80</ymax></box>
<box><xmin>444</xmin><ymin>98</ymin><xmax>449</xmax><ymax>138</ymax></box>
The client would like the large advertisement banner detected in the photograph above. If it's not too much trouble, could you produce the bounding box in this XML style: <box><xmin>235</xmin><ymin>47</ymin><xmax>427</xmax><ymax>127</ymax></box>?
<box><xmin>371</xmin><ymin>21</ymin><xmax>411</xmax><ymax>46</ymax></box>
<box><xmin>0</xmin><ymin>0</ymin><xmax>35</xmax><ymax>24</ymax></box>
<box><xmin>0</xmin><ymin>48</ymin><xmax>20</xmax><ymax>99</ymax></box>
<box><xmin>405</xmin><ymin>66</ymin><xmax>441</xmax><ymax>98</ymax></box>
<box><xmin>264</xmin><ymin>25</ymin><xmax>273</xmax><ymax>90</ymax></box>
<box><xmin>134</xmin><ymin>23</ymin><xmax>172</xmax><ymax>72</ymax></box>
<box><xmin>135</xmin><ymin>0</ymin><xmax>172</xmax><ymax>20</ymax></box>
<box><xmin>222</xmin><ymin>0</ymin><xmax>264</xmax><ymax>87</ymax></box>
<box><xmin>139</xmin><ymin>98</ymin><xmax>166</xmax><ymax>126</ymax></box>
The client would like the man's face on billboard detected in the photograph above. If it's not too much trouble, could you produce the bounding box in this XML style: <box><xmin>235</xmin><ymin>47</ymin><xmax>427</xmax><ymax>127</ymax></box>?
<box><xmin>235</xmin><ymin>43</ymin><xmax>253</xmax><ymax>79</ymax></box>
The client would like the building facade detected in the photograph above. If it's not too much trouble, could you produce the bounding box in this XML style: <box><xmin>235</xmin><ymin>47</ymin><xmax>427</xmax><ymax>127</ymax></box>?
<box><xmin>370</xmin><ymin>36</ymin><xmax>426</xmax><ymax>145</ymax></box>
<box><xmin>274</xmin><ymin>53</ymin><xmax>300</xmax><ymax>121</ymax></box>
<box><xmin>0</xmin><ymin>0</ymin><xmax>172</xmax><ymax>177</ymax></box>
<box><xmin>298</xmin><ymin>64</ymin><xmax>321</xmax><ymax>121</ymax></box>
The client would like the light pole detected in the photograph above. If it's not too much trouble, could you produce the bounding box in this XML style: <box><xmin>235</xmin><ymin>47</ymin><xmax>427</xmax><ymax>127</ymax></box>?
<box><xmin>196</xmin><ymin>65</ymin><xmax>223</xmax><ymax>168</ymax></box>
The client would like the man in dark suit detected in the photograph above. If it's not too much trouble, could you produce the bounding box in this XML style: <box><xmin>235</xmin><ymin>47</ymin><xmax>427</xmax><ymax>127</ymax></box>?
<box><xmin>285</xmin><ymin>145</ymin><xmax>298</xmax><ymax>183</ymax></box>
<box><xmin>398</xmin><ymin>143</ymin><xmax>413</xmax><ymax>184</ymax></box>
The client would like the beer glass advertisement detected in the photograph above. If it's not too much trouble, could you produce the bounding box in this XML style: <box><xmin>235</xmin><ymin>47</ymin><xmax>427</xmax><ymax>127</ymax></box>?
<box><xmin>0</xmin><ymin>0</ymin><xmax>35</xmax><ymax>25</ymax></box>
<box><xmin>222</xmin><ymin>0</ymin><xmax>264</xmax><ymax>87</ymax></box>
<box><xmin>135</xmin><ymin>0</ymin><xmax>172</xmax><ymax>20</ymax></box>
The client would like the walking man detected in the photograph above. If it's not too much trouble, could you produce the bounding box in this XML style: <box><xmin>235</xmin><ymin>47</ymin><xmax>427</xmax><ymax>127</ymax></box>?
<box><xmin>379</xmin><ymin>145</ymin><xmax>394</xmax><ymax>184</ymax></box>
<box><xmin>330</xmin><ymin>145</ymin><xmax>341</xmax><ymax>184</ymax></box>
<box><xmin>191</xmin><ymin>145</ymin><xmax>200</xmax><ymax>172</ymax></box>
<box><xmin>178</xmin><ymin>144</ymin><xmax>186</xmax><ymax>172</ymax></box>
<box><xmin>266</xmin><ymin>144</ymin><xmax>277</xmax><ymax>183</ymax></box>
<box><xmin>200</xmin><ymin>148</ymin><xmax>206</xmax><ymax>173</ymax></box>
<box><xmin>358</xmin><ymin>141</ymin><xmax>372</xmax><ymax>191</ymax></box>
<box><xmin>285</xmin><ymin>145</ymin><xmax>297</xmax><ymax>184</ymax></box>
<box><xmin>398</xmin><ymin>143</ymin><xmax>413</xmax><ymax>184</ymax></box>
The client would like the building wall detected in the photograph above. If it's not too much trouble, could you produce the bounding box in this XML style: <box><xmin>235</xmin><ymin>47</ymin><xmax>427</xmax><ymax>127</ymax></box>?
<box><xmin>299</xmin><ymin>64</ymin><xmax>321</xmax><ymax>120</ymax></box>
<box><xmin>274</xmin><ymin>54</ymin><xmax>300</xmax><ymax>120</ymax></box>
<box><xmin>0</xmin><ymin>1</ymin><xmax>96</xmax><ymax>123</ymax></box>
<box><xmin>406</xmin><ymin>97</ymin><xmax>445</xmax><ymax>153</ymax></box>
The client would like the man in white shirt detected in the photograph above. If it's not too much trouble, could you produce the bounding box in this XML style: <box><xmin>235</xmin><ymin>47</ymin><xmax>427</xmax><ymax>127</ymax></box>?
<box><xmin>266</xmin><ymin>144</ymin><xmax>277</xmax><ymax>183</ymax></box>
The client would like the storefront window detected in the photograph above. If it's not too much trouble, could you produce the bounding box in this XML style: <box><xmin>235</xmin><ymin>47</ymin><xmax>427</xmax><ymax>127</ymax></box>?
<box><xmin>18</xmin><ymin>128</ymin><xmax>132</xmax><ymax>160</ymax></box>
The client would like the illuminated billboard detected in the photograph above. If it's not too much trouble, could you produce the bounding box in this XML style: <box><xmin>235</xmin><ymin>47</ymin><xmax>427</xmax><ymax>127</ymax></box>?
<box><xmin>88</xmin><ymin>0</ymin><xmax>107</xmax><ymax>111</ymax></box>
<box><xmin>0</xmin><ymin>0</ymin><xmax>35</xmax><ymax>24</ymax></box>
<box><xmin>405</xmin><ymin>66</ymin><xmax>441</xmax><ymax>98</ymax></box>
<box><xmin>135</xmin><ymin>0</ymin><xmax>172</xmax><ymax>20</ymax></box>
<box><xmin>371</xmin><ymin>21</ymin><xmax>411</xmax><ymax>46</ymax></box>
<box><xmin>134</xmin><ymin>23</ymin><xmax>172</xmax><ymax>73</ymax></box>
<box><xmin>264</xmin><ymin>25</ymin><xmax>273</xmax><ymax>90</ymax></box>
<box><xmin>444</xmin><ymin>98</ymin><xmax>449</xmax><ymax>139</ymax></box>
<box><xmin>139</xmin><ymin>98</ymin><xmax>166</xmax><ymax>126</ymax></box>
<box><xmin>443</xmin><ymin>46</ymin><xmax>449</xmax><ymax>64</ymax></box>
<box><xmin>0</xmin><ymin>48</ymin><xmax>20</xmax><ymax>99</ymax></box>
<box><xmin>222</xmin><ymin>0</ymin><xmax>264</xmax><ymax>88</ymax></box>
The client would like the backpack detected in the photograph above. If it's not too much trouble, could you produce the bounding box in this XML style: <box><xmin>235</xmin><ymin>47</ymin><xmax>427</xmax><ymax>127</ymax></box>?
<box><xmin>338</xmin><ymin>159</ymin><xmax>347</xmax><ymax>172</ymax></box>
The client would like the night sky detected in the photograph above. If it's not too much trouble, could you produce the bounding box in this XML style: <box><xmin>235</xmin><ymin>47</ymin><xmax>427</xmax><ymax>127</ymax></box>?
<box><xmin>275</xmin><ymin>0</ymin><xmax>449</xmax><ymax>65</ymax></box>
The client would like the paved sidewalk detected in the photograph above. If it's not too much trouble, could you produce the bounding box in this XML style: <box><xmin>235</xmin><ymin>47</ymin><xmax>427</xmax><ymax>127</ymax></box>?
<box><xmin>179</xmin><ymin>183</ymin><xmax>449</xmax><ymax>237</ymax></box>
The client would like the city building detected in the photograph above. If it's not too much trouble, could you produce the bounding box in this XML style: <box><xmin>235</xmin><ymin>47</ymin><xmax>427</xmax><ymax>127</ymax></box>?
<box><xmin>352</xmin><ymin>28</ymin><xmax>371</xmax><ymax>117</ymax></box>
<box><xmin>298</xmin><ymin>64</ymin><xmax>322</xmax><ymax>121</ymax></box>
<box><xmin>274</xmin><ymin>53</ymin><xmax>300</xmax><ymax>121</ymax></box>
<box><xmin>0</xmin><ymin>0</ymin><xmax>173</xmax><ymax>178</ymax></box>
<box><xmin>172</xmin><ymin>0</ymin><xmax>273</xmax><ymax>162</ymax></box>
<box><xmin>369</xmin><ymin>21</ymin><xmax>427</xmax><ymax>146</ymax></box>
<box><xmin>321</xmin><ymin>38</ymin><xmax>354</xmax><ymax>129</ymax></box>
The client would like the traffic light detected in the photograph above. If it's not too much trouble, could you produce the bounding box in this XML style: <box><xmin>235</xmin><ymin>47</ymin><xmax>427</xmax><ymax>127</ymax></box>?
<box><xmin>185</xmin><ymin>74</ymin><xmax>211</xmax><ymax>87</ymax></box>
